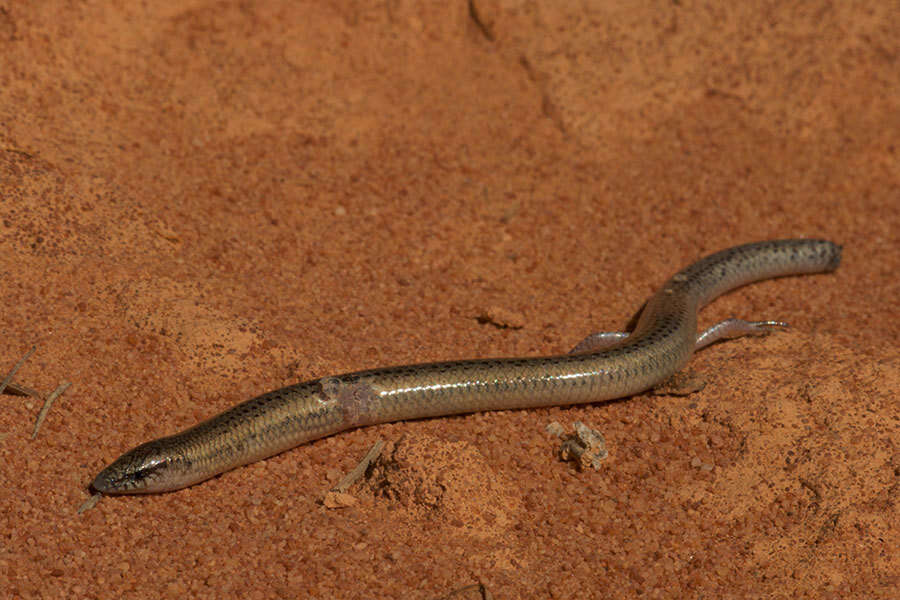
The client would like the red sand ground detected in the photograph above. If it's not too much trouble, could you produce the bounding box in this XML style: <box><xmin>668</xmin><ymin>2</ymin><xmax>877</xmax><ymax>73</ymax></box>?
<box><xmin>1</xmin><ymin>2</ymin><xmax>897</xmax><ymax>598</ymax></box>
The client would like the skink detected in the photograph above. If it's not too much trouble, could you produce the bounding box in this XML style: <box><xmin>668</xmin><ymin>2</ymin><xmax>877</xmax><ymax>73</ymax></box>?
<box><xmin>91</xmin><ymin>239</ymin><xmax>841</xmax><ymax>494</ymax></box>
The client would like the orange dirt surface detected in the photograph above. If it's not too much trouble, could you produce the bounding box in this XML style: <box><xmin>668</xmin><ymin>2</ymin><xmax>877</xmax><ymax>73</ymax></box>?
<box><xmin>1</xmin><ymin>2</ymin><xmax>897</xmax><ymax>598</ymax></box>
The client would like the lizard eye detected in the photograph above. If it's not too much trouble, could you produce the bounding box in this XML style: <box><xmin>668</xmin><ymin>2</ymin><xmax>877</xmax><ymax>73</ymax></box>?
<box><xmin>91</xmin><ymin>443</ymin><xmax>171</xmax><ymax>494</ymax></box>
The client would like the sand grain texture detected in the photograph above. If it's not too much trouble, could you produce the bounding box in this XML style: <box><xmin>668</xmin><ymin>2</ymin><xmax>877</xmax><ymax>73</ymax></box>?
<box><xmin>1</xmin><ymin>2</ymin><xmax>897</xmax><ymax>598</ymax></box>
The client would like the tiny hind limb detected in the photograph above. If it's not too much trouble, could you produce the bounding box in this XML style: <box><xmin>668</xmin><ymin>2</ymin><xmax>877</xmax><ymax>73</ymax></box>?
<box><xmin>695</xmin><ymin>319</ymin><xmax>789</xmax><ymax>351</ymax></box>
<box><xmin>569</xmin><ymin>332</ymin><xmax>630</xmax><ymax>354</ymax></box>
<box><xmin>572</xmin><ymin>318</ymin><xmax>789</xmax><ymax>355</ymax></box>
